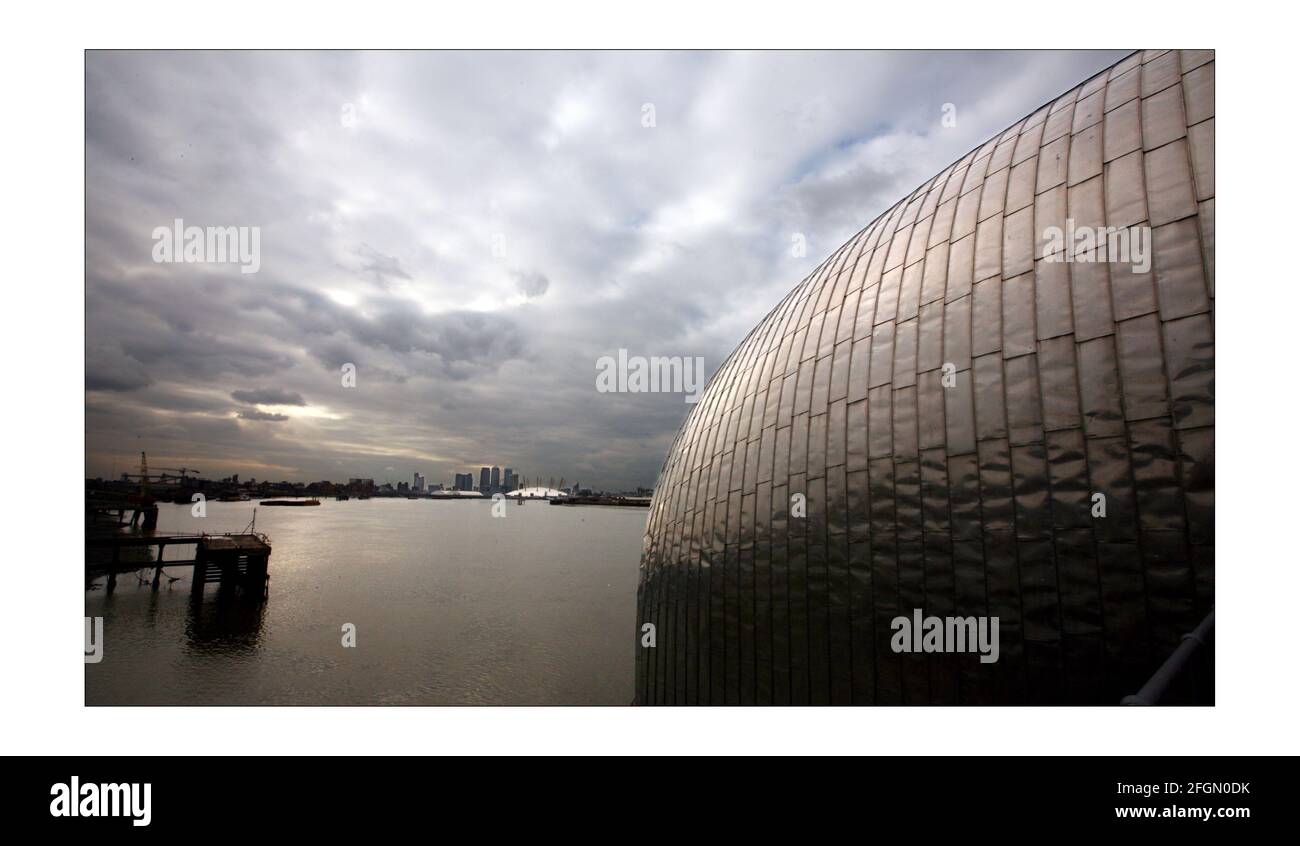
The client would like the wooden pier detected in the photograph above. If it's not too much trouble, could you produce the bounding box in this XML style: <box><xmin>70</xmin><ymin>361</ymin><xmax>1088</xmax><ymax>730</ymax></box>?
<box><xmin>87</xmin><ymin>499</ymin><xmax>159</xmax><ymax>530</ymax></box>
<box><xmin>86</xmin><ymin>532</ymin><xmax>272</xmax><ymax>598</ymax></box>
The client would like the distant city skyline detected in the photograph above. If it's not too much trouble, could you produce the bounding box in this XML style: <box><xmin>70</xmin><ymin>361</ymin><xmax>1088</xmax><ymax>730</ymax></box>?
<box><xmin>99</xmin><ymin>456</ymin><xmax>591</xmax><ymax>493</ymax></box>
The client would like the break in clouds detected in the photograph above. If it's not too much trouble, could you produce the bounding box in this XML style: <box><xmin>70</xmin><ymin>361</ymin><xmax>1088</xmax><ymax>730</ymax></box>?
<box><xmin>86</xmin><ymin>50</ymin><xmax>1126</xmax><ymax>490</ymax></box>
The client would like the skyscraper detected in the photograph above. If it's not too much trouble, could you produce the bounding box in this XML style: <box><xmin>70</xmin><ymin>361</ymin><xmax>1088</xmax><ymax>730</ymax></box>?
<box><xmin>491</xmin><ymin>466</ymin><xmax>500</xmax><ymax>489</ymax></box>
<box><xmin>479</xmin><ymin>467</ymin><xmax>490</xmax><ymax>491</ymax></box>
<box><xmin>504</xmin><ymin>468</ymin><xmax>515</xmax><ymax>490</ymax></box>
<box><xmin>413</xmin><ymin>472</ymin><xmax>425</xmax><ymax>492</ymax></box>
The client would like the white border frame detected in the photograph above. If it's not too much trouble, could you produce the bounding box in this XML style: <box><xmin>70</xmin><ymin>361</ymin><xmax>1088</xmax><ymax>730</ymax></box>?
<box><xmin>1</xmin><ymin>0</ymin><xmax>1291</xmax><ymax>755</ymax></box>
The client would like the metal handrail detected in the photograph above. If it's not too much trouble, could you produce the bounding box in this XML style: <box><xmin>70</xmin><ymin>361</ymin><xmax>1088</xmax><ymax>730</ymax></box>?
<box><xmin>1122</xmin><ymin>609</ymin><xmax>1214</xmax><ymax>705</ymax></box>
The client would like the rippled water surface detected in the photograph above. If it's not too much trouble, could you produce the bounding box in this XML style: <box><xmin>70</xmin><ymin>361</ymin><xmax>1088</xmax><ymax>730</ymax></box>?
<box><xmin>85</xmin><ymin>499</ymin><xmax>644</xmax><ymax>705</ymax></box>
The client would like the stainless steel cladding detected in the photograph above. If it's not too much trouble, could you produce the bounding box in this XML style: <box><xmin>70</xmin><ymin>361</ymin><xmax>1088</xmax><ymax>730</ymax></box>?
<box><xmin>636</xmin><ymin>50</ymin><xmax>1214</xmax><ymax>705</ymax></box>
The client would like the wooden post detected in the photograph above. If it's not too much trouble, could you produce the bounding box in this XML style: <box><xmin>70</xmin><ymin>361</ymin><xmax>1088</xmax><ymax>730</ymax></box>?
<box><xmin>151</xmin><ymin>543</ymin><xmax>164</xmax><ymax>590</ymax></box>
<box><xmin>192</xmin><ymin>540</ymin><xmax>207</xmax><ymax>597</ymax></box>
<box><xmin>107</xmin><ymin>543</ymin><xmax>120</xmax><ymax>593</ymax></box>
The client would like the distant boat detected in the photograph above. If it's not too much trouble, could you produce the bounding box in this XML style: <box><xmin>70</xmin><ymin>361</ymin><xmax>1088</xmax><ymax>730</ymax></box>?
<box><xmin>259</xmin><ymin>499</ymin><xmax>321</xmax><ymax>507</ymax></box>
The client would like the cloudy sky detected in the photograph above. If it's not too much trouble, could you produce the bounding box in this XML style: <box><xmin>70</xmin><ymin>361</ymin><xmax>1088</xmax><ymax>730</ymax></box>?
<box><xmin>86</xmin><ymin>50</ymin><xmax>1127</xmax><ymax>490</ymax></box>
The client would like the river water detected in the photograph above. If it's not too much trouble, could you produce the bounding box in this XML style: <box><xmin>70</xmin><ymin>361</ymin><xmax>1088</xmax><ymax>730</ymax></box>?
<box><xmin>85</xmin><ymin>498</ymin><xmax>645</xmax><ymax>705</ymax></box>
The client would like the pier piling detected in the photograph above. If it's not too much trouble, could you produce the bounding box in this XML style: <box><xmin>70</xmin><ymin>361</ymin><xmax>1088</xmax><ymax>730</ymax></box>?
<box><xmin>87</xmin><ymin>532</ymin><xmax>272</xmax><ymax>599</ymax></box>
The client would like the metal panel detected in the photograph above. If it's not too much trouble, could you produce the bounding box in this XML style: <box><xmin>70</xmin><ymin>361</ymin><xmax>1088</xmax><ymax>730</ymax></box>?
<box><xmin>637</xmin><ymin>51</ymin><xmax>1214</xmax><ymax>704</ymax></box>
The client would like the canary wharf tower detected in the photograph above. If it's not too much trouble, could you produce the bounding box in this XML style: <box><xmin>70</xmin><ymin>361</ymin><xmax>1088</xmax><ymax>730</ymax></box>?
<box><xmin>636</xmin><ymin>51</ymin><xmax>1214</xmax><ymax>705</ymax></box>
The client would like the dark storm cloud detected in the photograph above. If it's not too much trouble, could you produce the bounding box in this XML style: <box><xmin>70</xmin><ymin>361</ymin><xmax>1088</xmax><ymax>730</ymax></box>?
<box><xmin>231</xmin><ymin>388</ymin><xmax>306</xmax><ymax>406</ymax></box>
<box><xmin>87</xmin><ymin>343</ymin><xmax>151</xmax><ymax>392</ymax></box>
<box><xmin>344</xmin><ymin>307</ymin><xmax>525</xmax><ymax>370</ymax></box>
<box><xmin>86</xmin><ymin>49</ymin><xmax>1128</xmax><ymax>489</ymax></box>
<box><xmin>237</xmin><ymin>409</ymin><xmax>291</xmax><ymax>422</ymax></box>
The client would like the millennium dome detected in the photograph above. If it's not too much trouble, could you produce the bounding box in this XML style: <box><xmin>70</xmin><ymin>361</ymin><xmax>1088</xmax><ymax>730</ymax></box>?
<box><xmin>636</xmin><ymin>50</ymin><xmax>1214</xmax><ymax>705</ymax></box>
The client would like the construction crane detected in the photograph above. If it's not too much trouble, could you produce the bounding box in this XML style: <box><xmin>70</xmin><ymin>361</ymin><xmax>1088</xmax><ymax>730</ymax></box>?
<box><xmin>111</xmin><ymin>452</ymin><xmax>155</xmax><ymax>504</ymax></box>
<box><xmin>117</xmin><ymin>452</ymin><xmax>201</xmax><ymax>496</ymax></box>
<box><xmin>155</xmin><ymin>466</ymin><xmax>200</xmax><ymax>482</ymax></box>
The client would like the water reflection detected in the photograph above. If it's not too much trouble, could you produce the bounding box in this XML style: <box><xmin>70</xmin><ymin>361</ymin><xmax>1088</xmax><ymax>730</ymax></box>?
<box><xmin>184</xmin><ymin>586</ymin><xmax>267</xmax><ymax>655</ymax></box>
<box><xmin>85</xmin><ymin>499</ymin><xmax>642</xmax><ymax>705</ymax></box>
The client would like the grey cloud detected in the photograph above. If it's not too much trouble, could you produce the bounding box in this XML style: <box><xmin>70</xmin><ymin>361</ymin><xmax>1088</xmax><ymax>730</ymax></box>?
<box><xmin>513</xmin><ymin>270</ymin><xmax>550</xmax><ymax>299</ymax></box>
<box><xmin>252</xmin><ymin>282</ymin><xmax>525</xmax><ymax>377</ymax></box>
<box><xmin>232</xmin><ymin>388</ymin><xmax>306</xmax><ymax>406</ymax></box>
<box><xmin>354</xmin><ymin>308</ymin><xmax>523</xmax><ymax>364</ymax></box>
<box><xmin>306</xmin><ymin>341</ymin><xmax>409</xmax><ymax>385</ymax></box>
<box><xmin>356</xmin><ymin>243</ymin><xmax>413</xmax><ymax>287</ymax></box>
<box><xmin>237</xmin><ymin>409</ymin><xmax>290</xmax><ymax>422</ymax></box>
<box><xmin>87</xmin><ymin>344</ymin><xmax>151</xmax><ymax>392</ymax></box>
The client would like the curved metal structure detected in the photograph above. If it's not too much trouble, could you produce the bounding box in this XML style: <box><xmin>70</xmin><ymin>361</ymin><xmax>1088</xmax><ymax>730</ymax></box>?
<box><xmin>636</xmin><ymin>50</ymin><xmax>1214</xmax><ymax>704</ymax></box>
